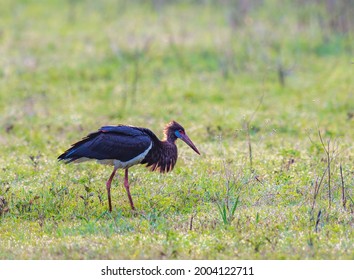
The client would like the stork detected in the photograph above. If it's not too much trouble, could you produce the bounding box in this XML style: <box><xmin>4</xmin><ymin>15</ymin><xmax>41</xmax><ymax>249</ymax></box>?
<box><xmin>58</xmin><ymin>121</ymin><xmax>200</xmax><ymax>212</ymax></box>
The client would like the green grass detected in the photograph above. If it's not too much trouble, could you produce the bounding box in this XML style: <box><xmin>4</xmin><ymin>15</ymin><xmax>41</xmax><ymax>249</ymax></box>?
<box><xmin>0</xmin><ymin>0</ymin><xmax>353</xmax><ymax>259</ymax></box>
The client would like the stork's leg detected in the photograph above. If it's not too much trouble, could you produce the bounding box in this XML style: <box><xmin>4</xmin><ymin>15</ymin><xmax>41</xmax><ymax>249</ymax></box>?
<box><xmin>124</xmin><ymin>169</ymin><xmax>135</xmax><ymax>210</ymax></box>
<box><xmin>106</xmin><ymin>167</ymin><xmax>118</xmax><ymax>212</ymax></box>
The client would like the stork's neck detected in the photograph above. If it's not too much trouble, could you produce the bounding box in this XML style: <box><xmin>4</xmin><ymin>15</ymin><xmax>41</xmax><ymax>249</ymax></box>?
<box><xmin>141</xmin><ymin>139</ymin><xmax>178</xmax><ymax>173</ymax></box>
<box><xmin>158</xmin><ymin>140</ymin><xmax>178</xmax><ymax>171</ymax></box>
<box><xmin>163</xmin><ymin>129</ymin><xmax>178</xmax><ymax>143</ymax></box>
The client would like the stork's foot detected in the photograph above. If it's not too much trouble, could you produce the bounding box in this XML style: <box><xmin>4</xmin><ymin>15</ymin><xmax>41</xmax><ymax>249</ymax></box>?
<box><xmin>135</xmin><ymin>210</ymin><xmax>149</xmax><ymax>218</ymax></box>
<box><xmin>124</xmin><ymin>186</ymin><xmax>135</xmax><ymax>210</ymax></box>
<box><xmin>106</xmin><ymin>167</ymin><xmax>118</xmax><ymax>213</ymax></box>
<box><xmin>124</xmin><ymin>169</ymin><xmax>135</xmax><ymax>211</ymax></box>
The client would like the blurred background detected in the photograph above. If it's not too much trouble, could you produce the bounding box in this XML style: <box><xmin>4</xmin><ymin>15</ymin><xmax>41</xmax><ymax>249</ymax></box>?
<box><xmin>1</xmin><ymin>0</ymin><xmax>353</xmax><ymax>184</ymax></box>
<box><xmin>1</xmin><ymin>0</ymin><xmax>354</xmax><ymax>182</ymax></box>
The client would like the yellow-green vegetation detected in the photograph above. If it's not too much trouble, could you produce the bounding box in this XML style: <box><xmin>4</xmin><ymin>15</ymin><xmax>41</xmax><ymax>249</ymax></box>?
<box><xmin>0</xmin><ymin>0</ymin><xmax>353</xmax><ymax>259</ymax></box>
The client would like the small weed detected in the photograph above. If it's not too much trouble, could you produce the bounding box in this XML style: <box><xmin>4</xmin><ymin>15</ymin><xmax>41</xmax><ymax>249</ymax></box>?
<box><xmin>217</xmin><ymin>196</ymin><xmax>239</xmax><ymax>225</ymax></box>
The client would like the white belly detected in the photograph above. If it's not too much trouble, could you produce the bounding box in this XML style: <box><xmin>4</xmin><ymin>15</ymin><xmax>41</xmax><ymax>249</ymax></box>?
<box><xmin>98</xmin><ymin>142</ymin><xmax>152</xmax><ymax>169</ymax></box>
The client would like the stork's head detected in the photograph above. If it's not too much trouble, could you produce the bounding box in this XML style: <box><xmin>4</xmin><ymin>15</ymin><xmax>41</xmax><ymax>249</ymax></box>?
<box><xmin>164</xmin><ymin>121</ymin><xmax>200</xmax><ymax>155</ymax></box>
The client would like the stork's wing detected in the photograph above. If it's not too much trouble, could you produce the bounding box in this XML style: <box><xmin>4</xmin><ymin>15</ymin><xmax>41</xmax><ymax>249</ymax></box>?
<box><xmin>58</xmin><ymin>126</ymin><xmax>152</xmax><ymax>163</ymax></box>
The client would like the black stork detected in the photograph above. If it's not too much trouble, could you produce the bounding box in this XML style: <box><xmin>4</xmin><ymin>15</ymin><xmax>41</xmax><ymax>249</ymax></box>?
<box><xmin>58</xmin><ymin>121</ymin><xmax>200</xmax><ymax>212</ymax></box>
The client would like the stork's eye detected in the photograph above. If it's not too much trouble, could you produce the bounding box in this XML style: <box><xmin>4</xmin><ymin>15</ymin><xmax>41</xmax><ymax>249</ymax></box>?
<box><xmin>175</xmin><ymin>129</ymin><xmax>184</xmax><ymax>138</ymax></box>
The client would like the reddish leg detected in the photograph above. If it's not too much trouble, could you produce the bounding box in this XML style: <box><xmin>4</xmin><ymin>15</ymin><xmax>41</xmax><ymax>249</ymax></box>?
<box><xmin>124</xmin><ymin>169</ymin><xmax>135</xmax><ymax>210</ymax></box>
<box><xmin>106</xmin><ymin>167</ymin><xmax>118</xmax><ymax>212</ymax></box>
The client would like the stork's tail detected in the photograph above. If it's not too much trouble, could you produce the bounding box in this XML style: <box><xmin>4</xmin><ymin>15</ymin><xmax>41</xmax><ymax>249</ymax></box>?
<box><xmin>58</xmin><ymin>131</ymin><xmax>101</xmax><ymax>164</ymax></box>
<box><xmin>58</xmin><ymin>147</ymin><xmax>81</xmax><ymax>164</ymax></box>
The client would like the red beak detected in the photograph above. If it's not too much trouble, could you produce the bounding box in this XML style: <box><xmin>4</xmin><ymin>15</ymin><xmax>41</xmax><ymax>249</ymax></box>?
<box><xmin>179</xmin><ymin>133</ymin><xmax>200</xmax><ymax>155</ymax></box>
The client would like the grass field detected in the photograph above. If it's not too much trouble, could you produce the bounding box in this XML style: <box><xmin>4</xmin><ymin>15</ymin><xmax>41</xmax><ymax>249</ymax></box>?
<box><xmin>0</xmin><ymin>0</ymin><xmax>353</xmax><ymax>259</ymax></box>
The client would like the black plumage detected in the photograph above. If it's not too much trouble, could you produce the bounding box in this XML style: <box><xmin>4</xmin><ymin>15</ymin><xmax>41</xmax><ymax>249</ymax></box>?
<box><xmin>58</xmin><ymin>120</ymin><xmax>200</xmax><ymax>212</ymax></box>
<box><xmin>58</xmin><ymin>126</ymin><xmax>153</xmax><ymax>164</ymax></box>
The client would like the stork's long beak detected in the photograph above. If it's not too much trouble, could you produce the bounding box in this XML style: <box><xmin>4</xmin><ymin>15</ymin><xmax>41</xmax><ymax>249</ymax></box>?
<box><xmin>179</xmin><ymin>133</ymin><xmax>200</xmax><ymax>155</ymax></box>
